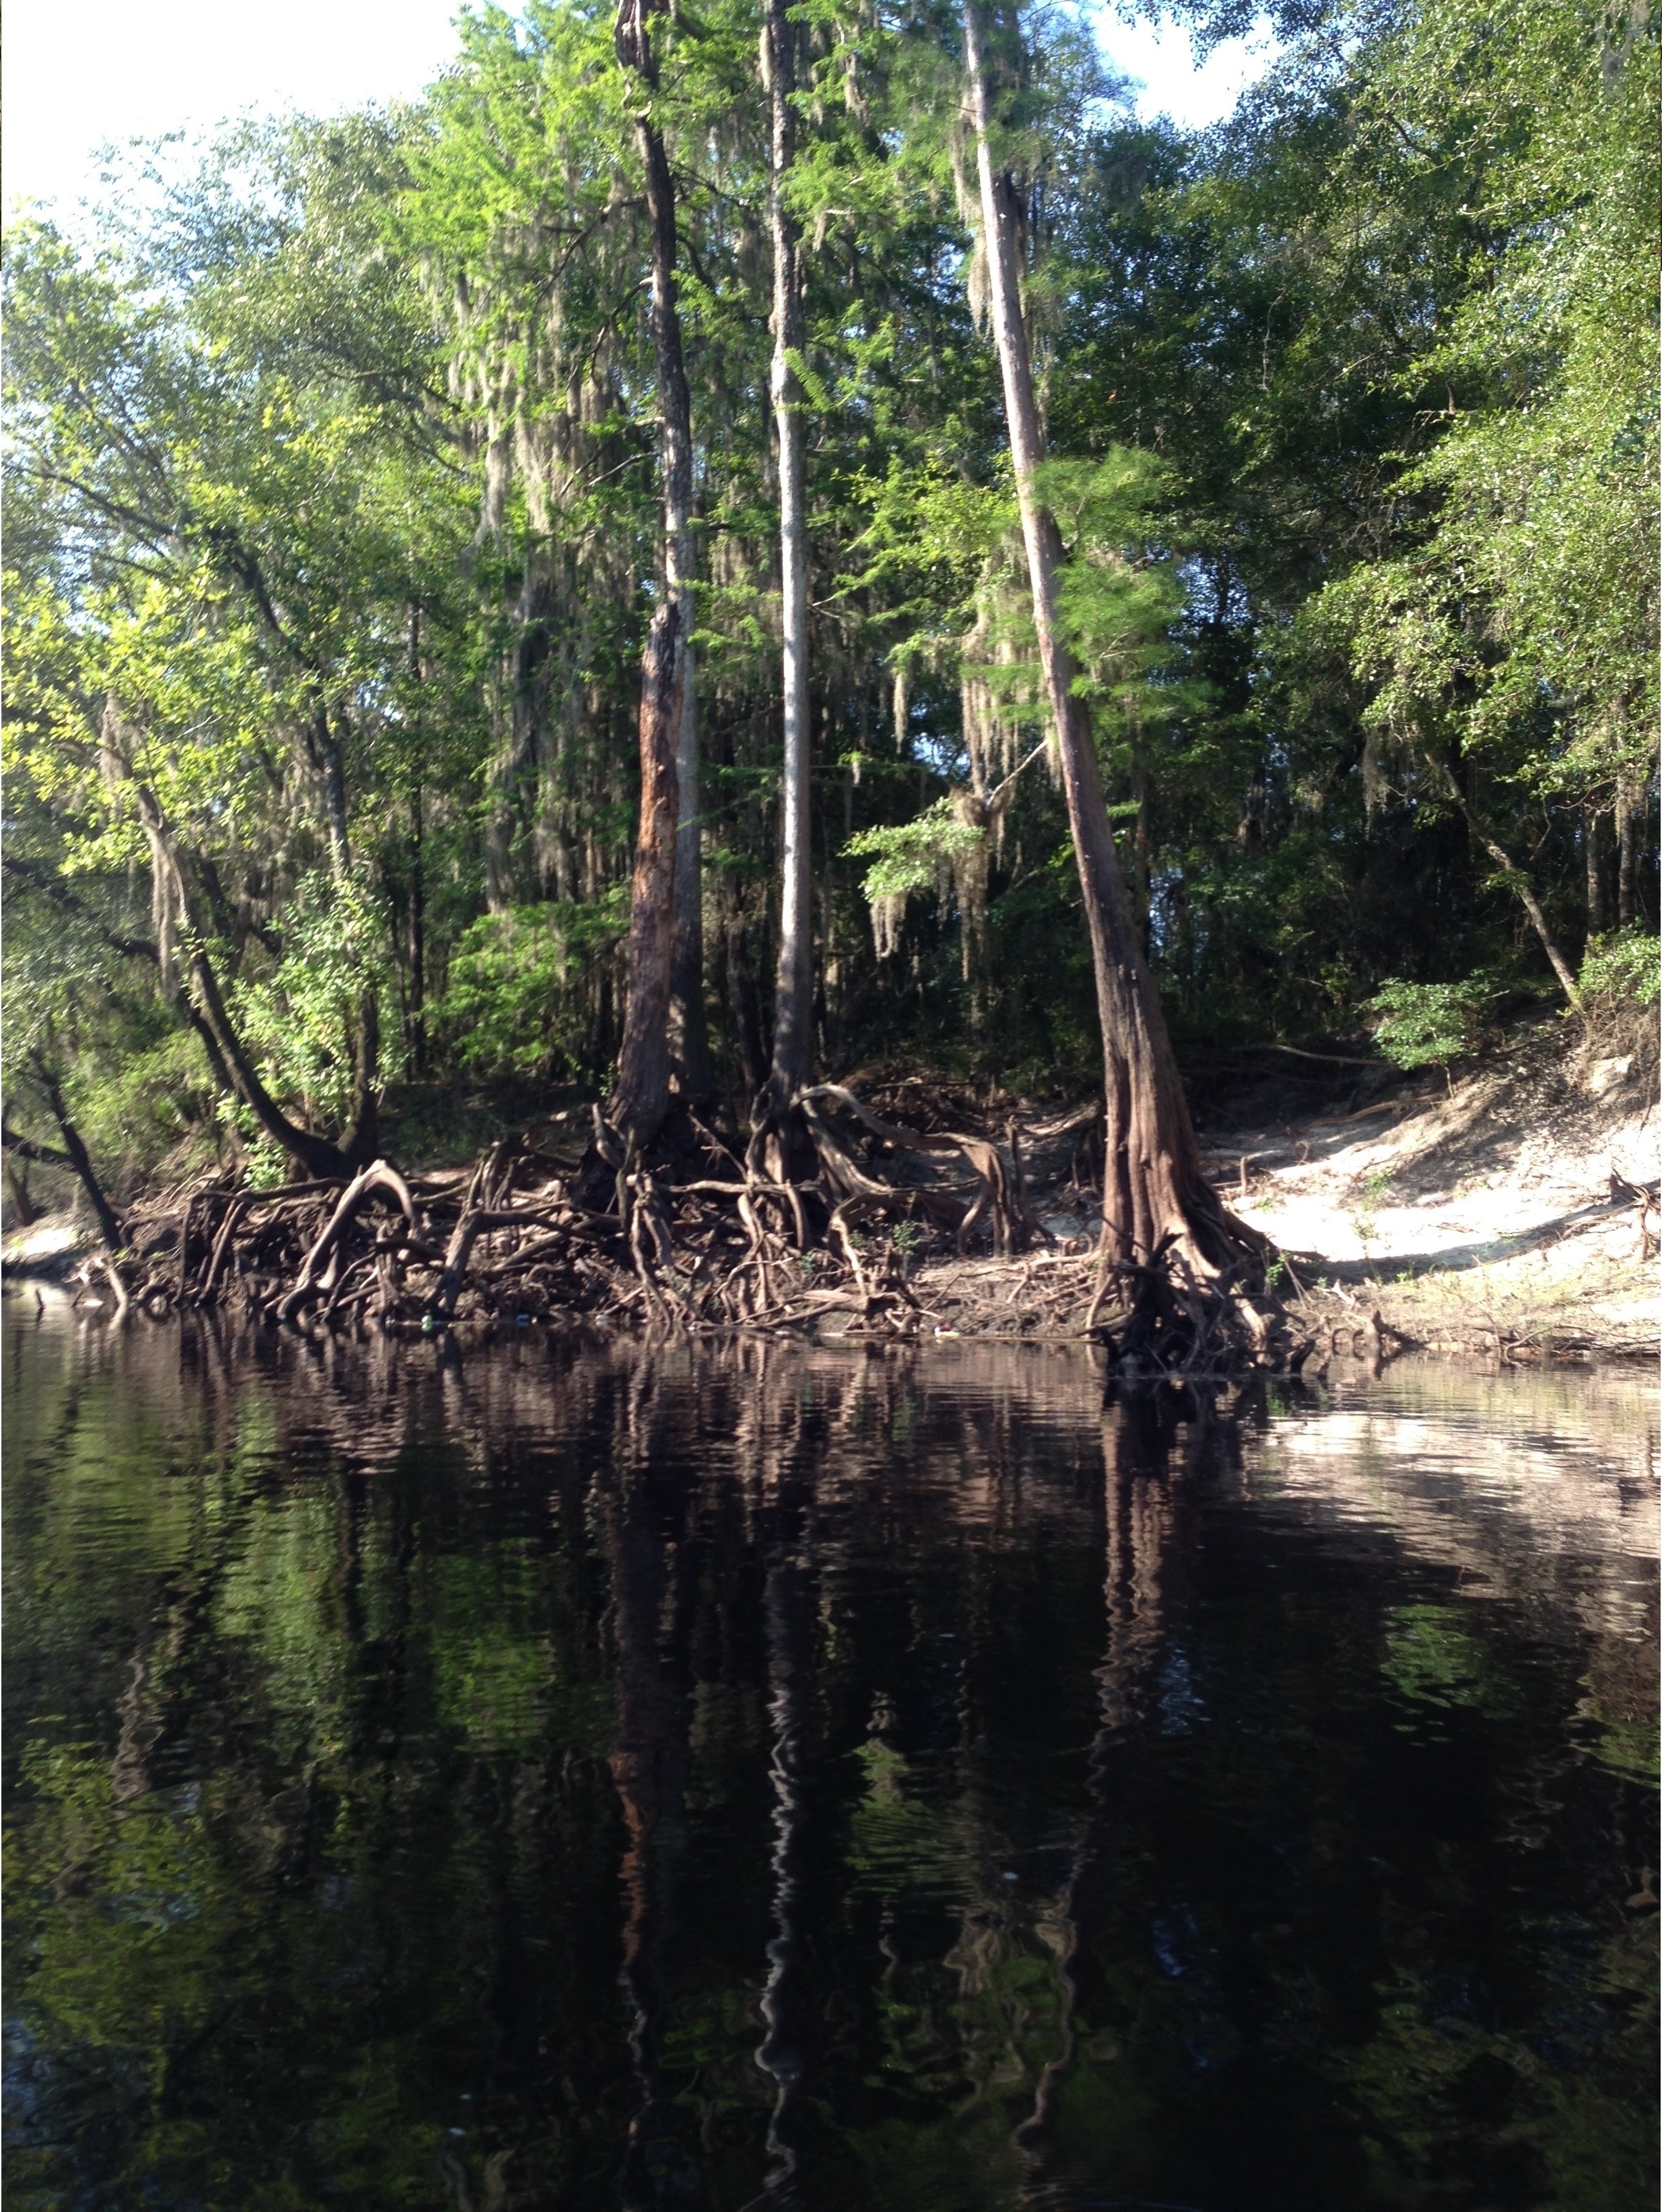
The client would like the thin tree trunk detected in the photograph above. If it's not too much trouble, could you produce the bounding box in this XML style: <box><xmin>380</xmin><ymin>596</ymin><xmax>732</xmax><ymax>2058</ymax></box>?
<box><xmin>127</xmin><ymin>777</ymin><xmax>350</xmax><ymax>1179</ymax></box>
<box><xmin>610</xmin><ymin>0</ymin><xmax>695</xmax><ymax>1148</ymax></box>
<box><xmin>767</xmin><ymin>0</ymin><xmax>813</xmax><ymax>1107</ymax></box>
<box><xmin>345</xmin><ymin>995</ymin><xmax>380</xmax><ymax>1167</ymax></box>
<box><xmin>962</xmin><ymin>4</ymin><xmax>1239</xmax><ymax>1279</ymax></box>
<box><xmin>1585</xmin><ymin>809</ymin><xmax>1609</xmax><ymax>940</ymax></box>
<box><xmin>1617</xmin><ymin>784</ymin><xmax>1641</xmax><ymax>926</ymax></box>
<box><xmin>407</xmin><ymin>782</ymin><xmax>428</xmax><ymax>1077</ymax></box>
<box><xmin>1432</xmin><ymin>762</ymin><xmax>1583</xmax><ymax>1008</ymax></box>
<box><xmin>405</xmin><ymin>610</ymin><xmax>430</xmax><ymax>1080</ymax></box>
<box><xmin>312</xmin><ymin>708</ymin><xmax>352</xmax><ymax>883</ymax></box>
<box><xmin>670</xmin><ymin>647</ymin><xmax>715</xmax><ymax>1095</ymax></box>
<box><xmin>609</xmin><ymin>600</ymin><xmax>682</xmax><ymax>1144</ymax></box>
<box><xmin>725</xmin><ymin>895</ymin><xmax>769</xmax><ymax>1101</ymax></box>
<box><xmin>30</xmin><ymin>1058</ymin><xmax>123</xmax><ymax>1251</ymax></box>
<box><xmin>3</xmin><ymin>1155</ymin><xmax>39</xmax><ymax>1228</ymax></box>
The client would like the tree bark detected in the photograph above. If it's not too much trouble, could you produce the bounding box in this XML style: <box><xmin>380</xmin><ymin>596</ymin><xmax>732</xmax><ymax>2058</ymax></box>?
<box><xmin>767</xmin><ymin>0</ymin><xmax>813</xmax><ymax>1107</ymax></box>
<box><xmin>611</xmin><ymin>0</ymin><xmax>699</xmax><ymax>1145</ymax></box>
<box><xmin>670</xmin><ymin>647</ymin><xmax>715</xmax><ymax>1096</ymax></box>
<box><xmin>609</xmin><ymin>599</ymin><xmax>683</xmax><ymax>1145</ymax></box>
<box><xmin>962</xmin><ymin>3</ymin><xmax>1240</xmax><ymax>1279</ymax></box>
<box><xmin>407</xmin><ymin>781</ymin><xmax>428</xmax><ymax>1077</ymax></box>
<box><xmin>1585</xmin><ymin>809</ymin><xmax>1609</xmax><ymax>939</ymax></box>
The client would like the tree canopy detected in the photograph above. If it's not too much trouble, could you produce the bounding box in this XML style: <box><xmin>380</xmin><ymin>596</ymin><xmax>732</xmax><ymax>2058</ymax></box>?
<box><xmin>4</xmin><ymin>0</ymin><xmax>1655</xmax><ymax>1198</ymax></box>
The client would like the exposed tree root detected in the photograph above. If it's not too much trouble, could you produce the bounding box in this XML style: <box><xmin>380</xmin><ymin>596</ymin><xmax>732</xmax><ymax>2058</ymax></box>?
<box><xmin>73</xmin><ymin>1085</ymin><xmax>1304</xmax><ymax>1372</ymax></box>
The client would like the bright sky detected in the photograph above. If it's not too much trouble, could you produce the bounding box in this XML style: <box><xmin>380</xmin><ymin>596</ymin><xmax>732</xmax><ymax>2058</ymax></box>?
<box><xmin>2</xmin><ymin>0</ymin><xmax>1274</xmax><ymax>216</ymax></box>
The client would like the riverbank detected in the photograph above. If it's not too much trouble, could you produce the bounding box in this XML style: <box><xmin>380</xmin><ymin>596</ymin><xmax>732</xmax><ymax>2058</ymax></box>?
<box><xmin>6</xmin><ymin>1014</ymin><xmax>1656</xmax><ymax>1361</ymax></box>
<box><xmin>855</xmin><ymin>1013</ymin><xmax>1657</xmax><ymax>1361</ymax></box>
<box><xmin>1203</xmin><ymin>1014</ymin><xmax>1658</xmax><ymax>1363</ymax></box>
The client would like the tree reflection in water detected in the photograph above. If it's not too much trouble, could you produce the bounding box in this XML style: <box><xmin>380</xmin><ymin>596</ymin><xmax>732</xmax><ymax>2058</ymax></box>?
<box><xmin>3</xmin><ymin>1310</ymin><xmax>1655</xmax><ymax>2211</ymax></box>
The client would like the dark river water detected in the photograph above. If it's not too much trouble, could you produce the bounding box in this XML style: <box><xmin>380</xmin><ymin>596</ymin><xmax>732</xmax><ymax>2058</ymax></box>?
<box><xmin>3</xmin><ymin>1307</ymin><xmax>1656</xmax><ymax>2212</ymax></box>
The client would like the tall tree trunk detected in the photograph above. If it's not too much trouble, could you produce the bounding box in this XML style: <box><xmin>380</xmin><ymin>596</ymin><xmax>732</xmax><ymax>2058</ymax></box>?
<box><xmin>407</xmin><ymin>782</ymin><xmax>428</xmax><ymax>1078</ymax></box>
<box><xmin>767</xmin><ymin>0</ymin><xmax>813</xmax><ymax>1107</ymax></box>
<box><xmin>962</xmin><ymin>4</ymin><xmax>1243</xmax><ymax>1282</ymax></box>
<box><xmin>724</xmin><ymin>893</ymin><xmax>769</xmax><ymax>1102</ymax></box>
<box><xmin>1585</xmin><ymin>809</ymin><xmax>1609</xmax><ymax>940</ymax></box>
<box><xmin>309</xmin><ymin>695</ymin><xmax>382</xmax><ymax>1145</ymax></box>
<box><xmin>609</xmin><ymin>601</ymin><xmax>682</xmax><ymax>1144</ymax></box>
<box><xmin>610</xmin><ymin>0</ymin><xmax>697</xmax><ymax>1147</ymax></box>
<box><xmin>1616</xmin><ymin>783</ymin><xmax>1642</xmax><ymax>927</ymax></box>
<box><xmin>670</xmin><ymin>652</ymin><xmax>715</xmax><ymax>1097</ymax></box>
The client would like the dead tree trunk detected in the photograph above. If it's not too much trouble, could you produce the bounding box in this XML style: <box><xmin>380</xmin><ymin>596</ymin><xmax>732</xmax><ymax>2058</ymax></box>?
<box><xmin>767</xmin><ymin>0</ymin><xmax>813</xmax><ymax>1108</ymax></box>
<box><xmin>962</xmin><ymin>4</ymin><xmax>1252</xmax><ymax>1294</ymax></box>
<box><xmin>611</xmin><ymin>0</ymin><xmax>696</xmax><ymax>1147</ymax></box>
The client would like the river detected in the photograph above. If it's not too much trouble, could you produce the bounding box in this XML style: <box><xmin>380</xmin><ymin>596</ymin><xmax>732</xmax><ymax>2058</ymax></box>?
<box><xmin>3</xmin><ymin>1309</ymin><xmax>1655</xmax><ymax>2210</ymax></box>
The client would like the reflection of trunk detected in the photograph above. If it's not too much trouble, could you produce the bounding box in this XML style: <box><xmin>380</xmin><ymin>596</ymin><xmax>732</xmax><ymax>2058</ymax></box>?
<box><xmin>611</xmin><ymin>0</ymin><xmax>697</xmax><ymax>1147</ymax></box>
<box><xmin>755</xmin><ymin>1553</ymin><xmax>811</xmax><ymax>2190</ymax></box>
<box><xmin>767</xmin><ymin>0</ymin><xmax>813</xmax><ymax>1107</ymax></box>
<box><xmin>604</xmin><ymin>1452</ymin><xmax>695</xmax><ymax>2207</ymax></box>
<box><xmin>960</xmin><ymin>7</ymin><xmax>1241</xmax><ymax>1283</ymax></box>
<box><xmin>1017</xmin><ymin>1387</ymin><xmax>1181</xmax><ymax>2152</ymax></box>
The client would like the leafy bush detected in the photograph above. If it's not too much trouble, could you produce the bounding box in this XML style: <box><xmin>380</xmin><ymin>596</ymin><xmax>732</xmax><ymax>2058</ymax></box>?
<box><xmin>435</xmin><ymin>895</ymin><xmax>626</xmax><ymax>1081</ymax></box>
<box><xmin>1365</xmin><ymin>974</ymin><xmax>1499</xmax><ymax>1073</ymax></box>
<box><xmin>228</xmin><ymin>872</ymin><xmax>398</xmax><ymax>1128</ymax></box>
<box><xmin>1579</xmin><ymin>929</ymin><xmax>1660</xmax><ymax>1009</ymax></box>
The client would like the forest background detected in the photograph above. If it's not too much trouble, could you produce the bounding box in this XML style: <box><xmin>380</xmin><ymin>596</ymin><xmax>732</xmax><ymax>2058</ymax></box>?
<box><xmin>4</xmin><ymin>0</ymin><xmax>1657</xmax><ymax>1205</ymax></box>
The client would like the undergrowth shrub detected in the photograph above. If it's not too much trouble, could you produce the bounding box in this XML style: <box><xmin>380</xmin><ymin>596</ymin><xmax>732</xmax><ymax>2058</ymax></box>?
<box><xmin>1364</xmin><ymin>973</ymin><xmax>1501</xmax><ymax>1076</ymax></box>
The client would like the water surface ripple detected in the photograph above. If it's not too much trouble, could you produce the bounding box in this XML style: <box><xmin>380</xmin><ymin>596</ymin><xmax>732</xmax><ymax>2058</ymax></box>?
<box><xmin>3</xmin><ymin>1313</ymin><xmax>1655</xmax><ymax>2211</ymax></box>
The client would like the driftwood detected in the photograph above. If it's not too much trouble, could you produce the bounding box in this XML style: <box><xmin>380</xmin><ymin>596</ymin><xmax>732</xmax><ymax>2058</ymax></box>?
<box><xmin>71</xmin><ymin>1086</ymin><xmax>1296</xmax><ymax>1372</ymax></box>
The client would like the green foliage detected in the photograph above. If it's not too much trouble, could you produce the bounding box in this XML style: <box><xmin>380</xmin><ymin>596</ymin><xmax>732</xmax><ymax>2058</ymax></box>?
<box><xmin>434</xmin><ymin>895</ymin><xmax>628</xmax><ymax>1082</ymax></box>
<box><xmin>1579</xmin><ymin>930</ymin><xmax>1661</xmax><ymax>1010</ymax></box>
<box><xmin>229</xmin><ymin>872</ymin><xmax>399</xmax><ymax>1129</ymax></box>
<box><xmin>1305</xmin><ymin>0</ymin><xmax>1657</xmax><ymax>825</ymax></box>
<box><xmin>1</xmin><ymin>0</ymin><xmax>1655</xmax><ymax>1189</ymax></box>
<box><xmin>845</xmin><ymin>800</ymin><xmax>986</xmax><ymax>906</ymax></box>
<box><xmin>1365</xmin><ymin>975</ymin><xmax>1499</xmax><ymax>1073</ymax></box>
